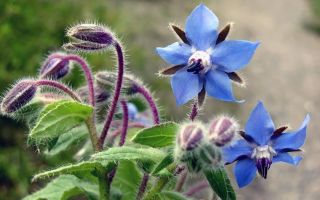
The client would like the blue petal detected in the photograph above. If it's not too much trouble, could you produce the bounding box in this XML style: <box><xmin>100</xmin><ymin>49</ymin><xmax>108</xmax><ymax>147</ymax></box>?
<box><xmin>205</xmin><ymin>69</ymin><xmax>243</xmax><ymax>102</ymax></box>
<box><xmin>170</xmin><ymin>70</ymin><xmax>203</xmax><ymax>105</ymax></box>
<box><xmin>234</xmin><ymin>158</ymin><xmax>257</xmax><ymax>188</ymax></box>
<box><xmin>185</xmin><ymin>4</ymin><xmax>219</xmax><ymax>50</ymax></box>
<box><xmin>223</xmin><ymin>139</ymin><xmax>252</xmax><ymax>164</ymax></box>
<box><xmin>212</xmin><ymin>40</ymin><xmax>259</xmax><ymax>72</ymax></box>
<box><xmin>156</xmin><ymin>42</ymin><xmax>191</xmax><ymax>65</ymax></box>
<box><xmin>272</xmin><ymin>114</ymin><xmax>310</xmax><ymax>151</ymax></box>
<box><xmin>245</xmin><ymin>101</ymin><xmax>275</xmax><ymax>146</ymax></box>
<box><xmin>273</xmin><ymin>152</ymin><xmax>302</xmax><ymax>166</ymax></box>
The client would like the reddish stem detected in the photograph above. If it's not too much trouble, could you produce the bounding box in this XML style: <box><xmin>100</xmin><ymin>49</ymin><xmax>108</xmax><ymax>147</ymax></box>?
<box><xmin>35</xmin><ymin>80</ymin><xmax>81</xmax><ymax>102</ymax></box>
<box><xmin>189</xmin><ymin>102</ymin><xmax>198</xmax><ymax>121</ymax></box>
<box><xmin>99</xmin><ymin>42</ymin><xmax>125</xmax><ymax>149</ymax></box>
<box><xmin>119</xmin><ymin>99</ymin><xmax>129</xmax><ymax>146</ymax></box>
<box><xmin>136</xmin><ymin>173</ymin><xmax>149</xmax><ymax>200</ymax></box>
<box><xmin>184</xmin><ymin>181</ymin><xmax>209</xmax><ymax>197</ymax></box>
<box><xmin>133</xmin><ymin>83</ymin><xmax>160</xmax><ymax>124</ymax></box>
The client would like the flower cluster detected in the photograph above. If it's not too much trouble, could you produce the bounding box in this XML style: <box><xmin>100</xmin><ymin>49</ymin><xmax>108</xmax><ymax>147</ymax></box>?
<box><xmin>0</xmin><ymin>3</ymin><xmax>311</xmax><ymax>200</ymax></box>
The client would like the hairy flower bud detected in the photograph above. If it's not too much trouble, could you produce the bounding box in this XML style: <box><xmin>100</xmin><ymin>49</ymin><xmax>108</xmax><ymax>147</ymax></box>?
<box><xmin>1</xmin><ymin>80</ymin><xmax>37</xmax><ymax>114</ymax></box>
<box><xmin>63</xmin><ymin>42</ymin><xmax>109</xmax><ymax>53</ymax></box>
<box><xmin>40</xmin><ymin>52</ymin><xmax>70</xmax><ymax>79</ymax></box>
<box><xmin>177</xmin><ymin>123</ymin><xmax>204</xmax><ymax>151</ymax></box>
<box><xmin>67</xmin><ymin>23</ymin><xmax>115</xmax><ymax>45</ymax></box>
<box><xmin>208</xmin><ymin>116</ymin><xmax>239</xmax><ymax>147</ymax></box>
<box><xmin>77</xmin><ymin>86</ymin><xmax>110</xmax><ymax>104</ymax></box>
<box><xmin>95</xmin><ymin>71</ymin><xmax>138</xmax><ymax>95</ymax></box>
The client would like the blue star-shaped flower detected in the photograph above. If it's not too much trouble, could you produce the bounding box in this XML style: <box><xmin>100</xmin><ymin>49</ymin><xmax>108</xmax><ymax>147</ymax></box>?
<box><xmin>223</xmin><ymin>101</ymin><xmax>310</xmax><ymax>188</ymax></box>
<box><xmin>156</xmin><ymin>4</ymin><xmax>259</xmax><ymax>105</ymax></box>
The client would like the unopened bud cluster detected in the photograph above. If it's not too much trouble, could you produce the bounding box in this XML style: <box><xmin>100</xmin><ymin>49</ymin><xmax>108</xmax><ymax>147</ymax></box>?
<box><xmin>174</xmin><ymin>116</ymin><xmax>239</xmax><ymax>172</ymax></box>
<box><xmin>64</xmin><ymin>23</ymin><xmax>116</xmax><ymax>52</ymax></box>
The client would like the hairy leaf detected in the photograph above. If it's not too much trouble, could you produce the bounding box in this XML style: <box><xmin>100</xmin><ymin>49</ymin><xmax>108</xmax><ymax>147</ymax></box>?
<box><xmin>131</xmin><ymin>122</ymin><xmax>179</xmax><ymax>147</ymax></box>
<box><xmin>29</xmin><ymin>100</ymin><xmax>93</xmax><ymax>140</ymax></box>
<box><xmin>32</xmin><ymin>161</ymin><xmax>111</xmax><ymax>181</ymax></box>
<box><xmin>112</xmin><ymin>161</ymin><xmax>142</xmax><ymax>200</ymax></box>
<box><xmin>152</xmin><ymin>154</ymin><xmax>174</xmax><ymax>175</ymax></box>
<box><xmin>92</xmin><ymin>146</ymin><xmax>166</xmax><ymax>163</ymax></box>
<box><xmin>23</xmin><ymin>175</ymin><xmax>98</xmax><ymax>200</ymax></box>
<box><xmin>204</xmin><ymin>167</ymin><xmax>236</xmax><ymax>200</ymax></box>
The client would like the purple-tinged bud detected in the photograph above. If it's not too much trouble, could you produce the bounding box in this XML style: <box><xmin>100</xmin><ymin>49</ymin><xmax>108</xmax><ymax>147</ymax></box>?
<box><xmin>63</xmin><ymin>42</ymin><xmax>109</xmax><ymax>53</ymax></box>
<box><xmin>1</xmin><ymin>80</ymin><xmax>37</xmax><ymax>114</ymax></box>
<box><xmin>177</xmin><ymin>123</ymin><xmax>204</xmax><ymax>151</ymax></box>
<box><xmin>66</xmin><ymin>23</ymin><xmax>115</xmax><ymax>45</ymax></box>
<box><xmin>77</xmin><ymin>86</ymin><xmax>110</xmax><ymax>104</ymax></box>
<box><xmin>208</xmin><ymin>116</ymin><xmax>239</xmax><ymax>147</ymax></box>
<box><xmin>40</xmin><ymin>53</ymin><xmax>70</xmax><ymax>79</ymax></box>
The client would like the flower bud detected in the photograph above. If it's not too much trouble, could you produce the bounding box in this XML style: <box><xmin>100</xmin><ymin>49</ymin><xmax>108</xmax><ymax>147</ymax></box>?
<box><xmin>40</xmin><ymin>52</ymin><xmax>70</xmax><ymax>79</ymax></box>
<box><xmin>77</xmin><ymin>86</ymin><xmax>110</xmax><ymax>104</ymax></box>
<box><xmin>177</xmin><ymin>123</ymin><xmax>204</xmax><ymax>151</ymax></box>
<box><xmin>67</xmin><ymin>23</ymin><xmax>115</xmax><ymax>45</ymax></box>
<box><xmin>1</xmin><ymin>80</ymin><xmax>37</xmax><ymax>114</ymax></box>
<box><xmin>95</xmin><ymin>71</ymin><xmax>138</xmax><ymax>95</ymax></box>
<box><xmin>208</xmin><ymin>116</ymin><xmax>239</xmax><ymax>147</ymax></box>
<box><xmin>63</xmin><ymin>42</ymin><xmax>109</xmax><ymax>53</ymax></box>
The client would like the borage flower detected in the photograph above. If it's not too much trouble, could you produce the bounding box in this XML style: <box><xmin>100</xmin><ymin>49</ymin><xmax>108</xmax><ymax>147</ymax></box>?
<box><xmin>156</xmin><ymin>4</ymin><xmax>259</xmax><ymax>105</ymax></box>
<box><xmin>223</xmin><ymin>101</ymin><xmax>310</xmax><ymax>188</ymax></box>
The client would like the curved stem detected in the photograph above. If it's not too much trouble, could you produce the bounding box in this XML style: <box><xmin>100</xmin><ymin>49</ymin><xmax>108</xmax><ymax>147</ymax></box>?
<box><xmin>133</xmin><ymin>83</ymin><xmax>160</xmax><ymax>124</ymax></box>
<box><xmin>54</xmin><ymin>54</ymin><xmax>96</xmax><ymax>106</ymax></box>
<box><xmin>99</xmin><ymin>42</ymin><xmax>124</xmax><ymax>149</ymax></box>
<box><xmin>36</xmin><ymin>80</ymin><xmax>81</xmax><ymax>101</ymax></box>
<box><xmin>175</xmin><ymin>170</ymin><xmax>187</xmax><ymax>192</ymax></box>
<box><xmin>184</xmin><ymin>181</ymin><xmax>209</xmax><ymax>197</ymax></box>
<box><xmin>119</xmin><ymin>99</ymin><xmax>129</xmax><ymax>146</ymax></box>
<box><xmin>189</xmin><ymin>102</ymin><xmax>198</xmax><ymax>121</ymax></box>
<box><xmin>136</xmin><ymin>173</ymin><xmax>149</xmax><ymax>200</ymax></box>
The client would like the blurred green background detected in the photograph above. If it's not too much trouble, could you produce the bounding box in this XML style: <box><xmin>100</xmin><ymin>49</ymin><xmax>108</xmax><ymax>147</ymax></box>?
<box><xmin>1</xmin><ymin>0</ymin><xmax>320</xmax><ymax>199</ymax></box>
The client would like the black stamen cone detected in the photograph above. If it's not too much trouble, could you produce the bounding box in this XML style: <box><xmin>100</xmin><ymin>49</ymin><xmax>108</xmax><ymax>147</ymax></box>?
<box><xmin>256</xmin><ymin>158</ymin><xmax>272</xmax><ymax>179</ymax></box>
<box><xmin>187</xmin><ymin>60</ymin><xmax>203</xmax><ymax>74</ymax></box>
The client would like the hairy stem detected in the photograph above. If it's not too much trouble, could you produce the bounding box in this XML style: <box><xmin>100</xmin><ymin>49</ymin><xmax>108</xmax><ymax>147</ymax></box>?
<box><xmin>36</xmin><ymin>80</ymin><xmax>81</xmax><ymax>101</ymax></box>
<box><xmin>132</xmin><ymin>83</ymin><xmax>160</xmax><ymax>124</ymax></box>
<box><xmin>54</xmin><ymin>54</ymin><xmax>96</xmax><ymax>106</ymax></box>
<box><xmin>136</xmin><ymin>173</ymin><xmax>150</xmax><ymax>200</ymax></box>
<box><xmin>184</xmin><ymin>181</ymin><xmax>209</xmax><ymax>196</ymax></box>
<box><xmin>175</xmin><ymin>170</ymin><xmax>188</xmax><ymax>192</ymax></box>
<box><xmin>99</xmin><ymin>42</ymin><xmax>125</xmax><ymax>149</ymax></box>
<box><xmin>189</xmin><ymin>102</ymin><xmax>198</xmax><ymax>121</ymax></box>
<box><xmin>118</xmin><ymin>99</ymin><xmax>129</xmax><ymax>146</ymax></box>
<box><xmin>142</xmin><ymin>164</ymin><xmax>177</xmax><ymax>200</ymax></box>
<box><xmin>106</xmin><ymin>99</ymin><xmax>129</xmax><ymax>188</ymax></box>
<box><xmin>98</xmin><ymin>171</ymin><xmax>110</xmax><ymax>200</ymax></box>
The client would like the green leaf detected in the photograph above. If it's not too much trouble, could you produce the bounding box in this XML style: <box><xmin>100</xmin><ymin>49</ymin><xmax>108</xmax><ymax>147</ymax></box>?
<box><xmin>204</xmin><ymin>167</ymin><xmax>236</xmax><ymax>200</ymax></box>
<box><xmin>112</xmin><ymin>161</ymin><xmax>142</xmax><ymax>200</ymax></box>
<box><xmin>32</xmin><ymin>161</ymin><xmax>111</xmax><ymax>181</ymax></box>
<box><xmin>23</xmin><ymin>175</ymin><xmax>98</xmax><ymax>200</ymax></box>
<box><xmin>92</xmin><ymin>146</ymin><xmax>166</xmax><ymax>163</ymax></box>
<box><xmin>131</xmin><ymin>122</ymin><xmax>179</xmax><ymax>147</ymax></box>
<box><xmin>152</xmin><ymin>154</ymin><xmax>174</xmax><ymax>175</ymax></box>
<box><xmin>45</xmin><ymin>125</ymin><xmax>89</xmax><ymax>156</ymax></box>
<box><xmin>158</xmin><ymin>191</ymin><xmax>192</xmax><ymax>200</ymax></box>
<box><xmin>29</xmin><ymin>100</ymin><xmax>93</xmax><ymax>140</ymax></box>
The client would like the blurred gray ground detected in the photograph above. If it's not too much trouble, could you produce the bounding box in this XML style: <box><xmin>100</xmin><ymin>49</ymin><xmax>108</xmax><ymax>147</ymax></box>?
<box><xmin>116</xmin><ymin>0</ymin><xmax>320</xmax><ymax>199</ymax></box>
